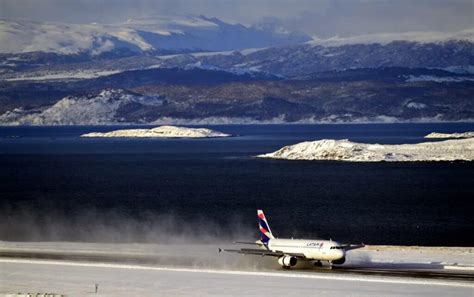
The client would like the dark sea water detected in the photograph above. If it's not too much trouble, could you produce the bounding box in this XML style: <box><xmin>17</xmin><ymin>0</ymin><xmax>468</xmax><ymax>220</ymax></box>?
<box><xmin>0</xmin><ymin>123</ymin><xmax>473</xmax><ymax>246</ymax></box>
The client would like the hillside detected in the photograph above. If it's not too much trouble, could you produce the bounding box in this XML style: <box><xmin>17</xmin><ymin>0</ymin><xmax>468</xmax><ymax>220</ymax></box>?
<box><xmin>1</xmin><ymin>67</ymin><xmax>472</xmax><ymax>124</ymax></box>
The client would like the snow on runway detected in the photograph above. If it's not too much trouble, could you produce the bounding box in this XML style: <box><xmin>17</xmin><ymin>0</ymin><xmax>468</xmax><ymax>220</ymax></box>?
<box><xmin>0</xmin><ymin>258</ymin><xmax>473</xmax><ymax>297</ymax></box>
<box><xmin>0</xmin><ymin>242</ymin><xmax>473</xmax><ymax>296</ymax></box>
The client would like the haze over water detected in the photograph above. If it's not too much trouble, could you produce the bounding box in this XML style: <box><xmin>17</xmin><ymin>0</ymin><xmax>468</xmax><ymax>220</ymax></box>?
<box><xmin>0</xmin><ymin>123</ymin><xmax>473</xmax><ymax>246</ymax></box>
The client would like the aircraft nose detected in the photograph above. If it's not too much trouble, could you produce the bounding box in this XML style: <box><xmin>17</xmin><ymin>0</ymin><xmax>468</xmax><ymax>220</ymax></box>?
<box><xmin>330</xmin><ymin>247</ymin><xmax>345</xmax><ymax>260</ymax></box>
<box><xmin>338</xmin><ymin>249</ymin><xmax>345</xmax><ymax>258</ymax></box>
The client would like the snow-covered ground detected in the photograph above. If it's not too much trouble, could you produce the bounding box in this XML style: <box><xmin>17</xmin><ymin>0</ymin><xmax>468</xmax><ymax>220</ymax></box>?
<box><xmin>81</xmin><ymin>125</ymin><xmax>230</xmax><ymax>138</ymax></box>
<box><xmin>404</xmin><ymin>75</ymin><xmax>474</xmax><ymax>83</ymax></box>
<box><xmin>425</xmin><ymin>132</ymin><xmax>474</xmax><ymax>139</ymax></box>
<box><xmin>1</xmin><ymin>242</ymin><xmax>473</xmax><ymax>269</ymax></box>
<box><xmin>0</xmin><ymin>242</ymin><xmax>472</xmax><ymax>296</ymax></box>
<box><xmin>307</xmin><ymin>28</ymin><xmax>474</xmax><ymax>47</ymax></box>
<box><xmin>1</xmin><ymin>259</ymin><xmax>473</xmax><ymax>297</ymax></box>
<box><xmin>3</xmin><ymin>70</ymin><xmax>122</xmax><ymax>81</ymax></box>
<box><xmin>258</xmin><ymin>138</ymin><xmax>474</xmax><ymax>162</ymax></box>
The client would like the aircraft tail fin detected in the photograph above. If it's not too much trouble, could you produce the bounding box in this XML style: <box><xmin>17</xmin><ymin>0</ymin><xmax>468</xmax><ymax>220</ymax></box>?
<box><xmin>257</xmin><ymin>210</ymin><xmax>275</xmax><ymax>244</ymax></box>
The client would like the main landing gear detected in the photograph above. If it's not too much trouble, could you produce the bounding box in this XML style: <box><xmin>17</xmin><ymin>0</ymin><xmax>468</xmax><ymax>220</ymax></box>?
<box><xmin>313</xmin><ymin>260</ymin><xmax>334</xmax><ymax>269</ymax></box>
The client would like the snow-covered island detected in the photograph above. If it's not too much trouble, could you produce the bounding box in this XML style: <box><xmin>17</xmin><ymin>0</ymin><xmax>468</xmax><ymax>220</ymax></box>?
<box><xmin>258</xmin><ymin>138</ymin><xmax>474</xmax><ymax>162</ymax></box>
<box><xmin>81</xmin><ymin>125</ymin><xmax>230</xmax><ymax>138</ymax></box>
<box><xmin>425</xmin><ymin>132</ymin><xmax>474</xmax><ymax>139</ymax></box>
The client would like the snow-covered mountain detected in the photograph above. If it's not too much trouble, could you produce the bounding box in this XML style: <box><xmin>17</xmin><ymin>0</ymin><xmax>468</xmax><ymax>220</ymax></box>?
<box><xmin>0</xmin><ymin>89</ymin><xmax>164</xmax><ymax>125</ymax></box>
<box><xmin>0</xmin><ymin>16</ymin><xmax>310</xmax><ymax>55</ymax></box>
<box><xmin>307</xmin><ymin>28</ymin><xmax>474</xmax><ymax>47</ymax></box>
<box><xmin>157</xmin><ymin>39</ymin><xmax>474</xmax><ymax>77</ymax></box>
<box><xmin>1</xmin><ymin>66</ymin><xmax>472</xmax><ymax>125</ymax></box>
<box><xmin>0</xmin><ymin>16</ymin><xmax>472</xmax><ymax>126</ymax></box>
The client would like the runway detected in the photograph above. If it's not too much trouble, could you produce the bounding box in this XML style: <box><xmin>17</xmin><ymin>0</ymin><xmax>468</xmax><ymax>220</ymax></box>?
<box><xmin>331</xmin><ymin>266</ymin><xmax>474</xmax><ymax>282</ymax></box>
<box><xmin>1</xmin><ymin>248</ymin><xmax>472</xmax><ymax>282</ymax></box>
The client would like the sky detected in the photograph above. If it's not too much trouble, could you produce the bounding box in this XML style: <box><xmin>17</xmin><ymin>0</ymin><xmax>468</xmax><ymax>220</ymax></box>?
<box><xmin>0</xmin><ymin>0</ymin><xmax>472</xmax><ymax>37</ymax></box>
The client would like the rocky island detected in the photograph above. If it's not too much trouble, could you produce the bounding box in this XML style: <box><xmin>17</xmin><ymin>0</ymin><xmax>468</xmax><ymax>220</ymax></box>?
<box><xmin>424</xmin><ymin>132</ymin><xmax>474</xmax><ymax>139</ymax></box>
<box><xmin>81</xmin><ymin>125</ymin><xmax>230</xmax><ymax>138</ymax></box>
<box><xmin>258</xmin><ymin>137</ymin><xmax>474</xmax><ymax>162</ymax></box>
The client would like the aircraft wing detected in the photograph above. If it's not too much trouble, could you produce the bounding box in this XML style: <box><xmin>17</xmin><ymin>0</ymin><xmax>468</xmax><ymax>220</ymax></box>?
<box><xmin>218</xmin><ymin>248</ymin><xmax>306</xmax><ymax>258</ymax></box>
<box><xmin>341</xmin><ymin>243</ymin><xmax>365</xmax><ymax>251</ymax></box>
<box><xmin>234</xmin><ymin>241</ymin><xmax>264</xmax><ymax>246</ymax></box>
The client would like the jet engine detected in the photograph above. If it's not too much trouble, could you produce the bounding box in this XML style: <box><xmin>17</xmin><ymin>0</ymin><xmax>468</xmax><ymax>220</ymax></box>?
<box><xmin>277</xmin><ymin>256</ymin><xmax>297</xmax><ymax>267</ymax></box>
<box><xmin>332</xmin><ymin>257</ymin><xmax>346</xmax><ymax>265</ymax></box>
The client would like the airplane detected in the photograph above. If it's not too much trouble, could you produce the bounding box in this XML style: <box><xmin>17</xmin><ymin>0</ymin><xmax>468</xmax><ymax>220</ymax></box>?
<box><xmin>219</xmin><ymin>209</ymin><xmax>364</xmax><ymax>269</ymax></box>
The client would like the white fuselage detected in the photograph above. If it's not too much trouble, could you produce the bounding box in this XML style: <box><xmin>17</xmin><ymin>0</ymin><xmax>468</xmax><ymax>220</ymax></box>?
<box><xmin>264</xmin><ymin>239</ymin><xmax>345</xmax><ymax>261</ymax></box>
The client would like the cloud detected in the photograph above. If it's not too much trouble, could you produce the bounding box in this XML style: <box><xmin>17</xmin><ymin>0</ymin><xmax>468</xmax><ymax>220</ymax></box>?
<box><xmin>283</xmin><ymin>0</ymin><xmax>474</xmax><ymax>37</ymax></box>
<box><xmin>0</xmin><ymin>0</ymin><xmax>472</xmax><ymax>37</ymax></box>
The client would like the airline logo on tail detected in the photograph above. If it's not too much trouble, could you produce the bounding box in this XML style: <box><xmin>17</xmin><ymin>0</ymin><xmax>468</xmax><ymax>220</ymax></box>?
<box><xmin>257</xmin><ymin>209</ymin><xmax>274</xmax><ymax>248</ymax></box>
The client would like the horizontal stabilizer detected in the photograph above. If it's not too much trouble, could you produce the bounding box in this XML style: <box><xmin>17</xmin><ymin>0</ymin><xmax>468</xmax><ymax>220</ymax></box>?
<box><xmin>341</xmin><ymin>243</ymin><xmax>365</xmax><ymax>251</ymax></box>
<box><xmin>234</xmin><ymin>241</ymin><xmax>264</xmax><ymax>246</ymax></box>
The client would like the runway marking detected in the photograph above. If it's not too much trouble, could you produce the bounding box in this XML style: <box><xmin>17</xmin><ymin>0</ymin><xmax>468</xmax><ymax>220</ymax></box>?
<box><xmin>1</xmin><ymin>258</ymin><xmax>473</xmax><ymax>288</ymax></box>
<box><xmin>444</xmin><ymin>265</ymin><xmax>474</xmax><ymax>271</ymax></box>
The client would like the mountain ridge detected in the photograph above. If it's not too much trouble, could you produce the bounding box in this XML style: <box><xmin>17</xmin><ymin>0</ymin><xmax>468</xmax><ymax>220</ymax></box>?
<box><xmin>1</xmin><ymin>67</ymin><xmax>472</xmax><ymax>125</ymax></box>
<box><xmin>0</xmin><ymin>16</ymin><xmax>311</xmax><ymax>55</ymax></box>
